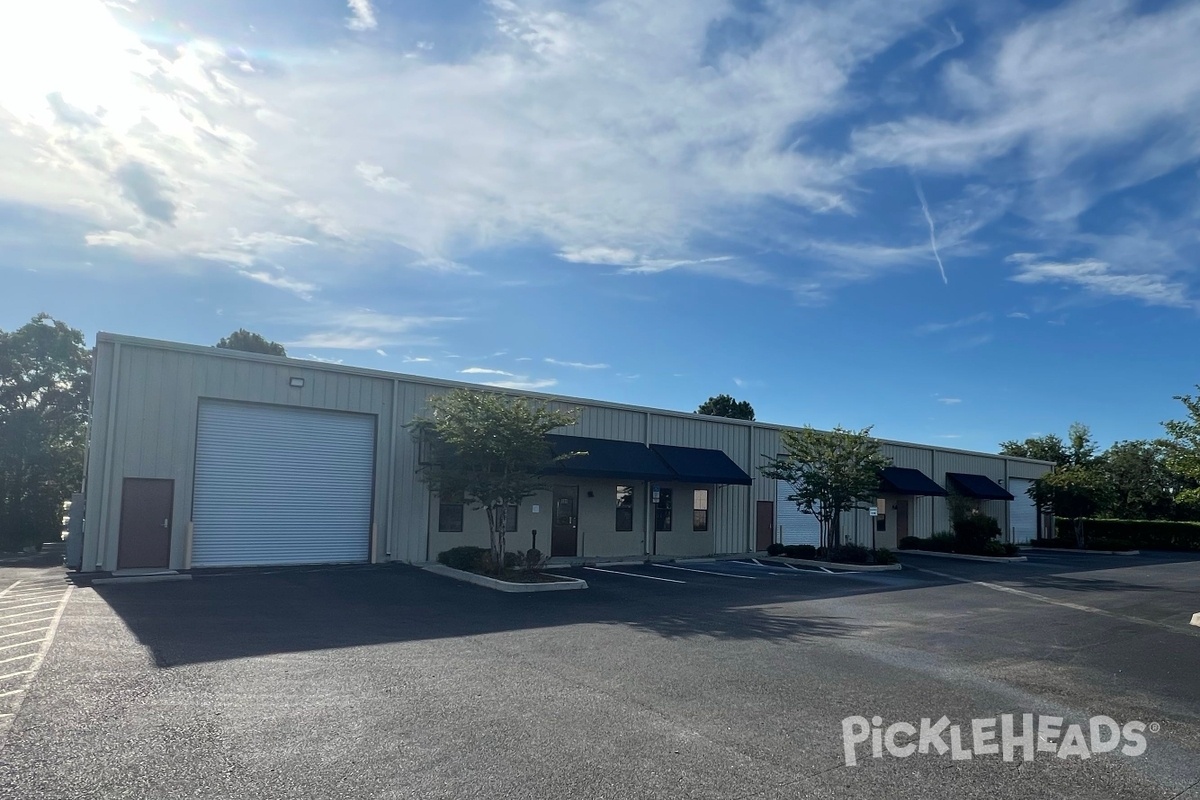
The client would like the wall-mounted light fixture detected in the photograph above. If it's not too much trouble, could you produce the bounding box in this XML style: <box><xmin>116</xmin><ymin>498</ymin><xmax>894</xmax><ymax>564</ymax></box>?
<box><xmin>586</xmin><ymin>490</ymin><xmax>595</xmax><ymax>498</ymax></box>
<box><xmin>289</xmin><ymin>377</ymin><xmax>305</xmax><ymax>388</ymax></box>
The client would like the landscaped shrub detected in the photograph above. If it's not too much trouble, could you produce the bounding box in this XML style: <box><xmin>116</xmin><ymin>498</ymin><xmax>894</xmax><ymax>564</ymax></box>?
<box><xmin>782</xmin><ymin>544</ymin><xmax>817</xmax><ymax>559</ymax></box>
<box><xmin>437</xmin><ymin>546</ymin><xmax>490</xmax><ymax>571</ymax></box>
<box><xmin>897</xmin><ymin>536</ymin><xmax>923</xmax><ymax>550</ymax></box>
<box><xmin>953</xmin><ymin>514</ymin><xmax>1003</xmax><ymax>551</ymax></box>
<box><xmin>514</xmin><ymin>548</ymin><xmax>547</xmax><ymax>572</ymax></box>
<box><xmin>874</xmin><ymin>548</ymin><xmax>898</xmax><ymax>565</ymax></box>
<box><xmin>766</xmin><ymin>543</ymin><xmax>785</xmax><ymax>556</ymax></box>
<box><xmin>1053</xmin><ymin>518</ymin><xmax>1200</xmax><ymax>551</ymax></box>
<box><xmin>1033</xmin><ymin>536</ymin><xmax>1135</xmax><ymax>551</ymax></box>
<box><xmin>924</xmin><ymin>533</ymin><xmax>958</xmax><ymax>552</ymax></box>
<box><xmin>828</xmin><ymin>542</ymin><xmax>871</xmax><ymax>563</ymax></box>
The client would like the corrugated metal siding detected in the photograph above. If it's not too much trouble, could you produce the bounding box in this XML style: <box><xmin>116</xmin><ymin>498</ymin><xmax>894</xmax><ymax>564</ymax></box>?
<box><xmin>192</xmin><ymin>402</ymin><xmax>375</xmax><ymax>566</ymax></box>
<box><xmin>83</xmin><ymin>334</ymin><xmax>1056</xmax><ymax>570</ymax></box>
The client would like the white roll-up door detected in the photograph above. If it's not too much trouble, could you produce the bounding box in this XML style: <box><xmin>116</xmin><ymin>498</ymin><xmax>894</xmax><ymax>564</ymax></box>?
<box><xmin>1008</xmin><ymin>478</ymin><xmax>1038</xmax><ymax>544</ymax></box>
<box><xmin>776</xmin><ymin>481</ymin><xmax>821</xmax><ymax>546</ymax></box>
<box><xmin>192</xmin><ymin>401</ymin><xmax>375</xmax><ymax>567</ymax></box>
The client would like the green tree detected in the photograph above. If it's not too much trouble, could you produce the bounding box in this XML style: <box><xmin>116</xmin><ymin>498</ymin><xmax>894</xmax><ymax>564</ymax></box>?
<box><xmin>410</xmin><ymin>390</ymin><xmax>579</xmax><ymax>573</ymax></box>
<box><xmin>759</xmin><ymin>425</ymin><xmax>891</xmax><ymax>550</ymax></box>
<box><xmin>1000</xmin><ymin>422</ymin><xmax>1097</xmax><ymax>467</ymax></box>
<box><xmin>0</xmin><ymin>315</ymin><xmax>90</xmax><ymax>552</ymax></box>
<box><xmin>1100</xmin><ymin>440</ymin><xmax>1175</xmax><ymax>520</ymax></box>
<box><xmin>215</xmin><ymin>329</ymin><xmax>287</xmax><ymax>357</ymax></box>
<box><xmin>1162</xmin><ymin>387</ymin><xmax>1200</xmax><ymax>511</ymax></box>
<box><xmin>696</xmin><ymin>394</ymin><xmax>755</xmax><ymax>421</ymax></box>
<box><xmin>1028</xmin><ymin>466</ymin><xmax>1114</xmax><ymax>547</ymax></box>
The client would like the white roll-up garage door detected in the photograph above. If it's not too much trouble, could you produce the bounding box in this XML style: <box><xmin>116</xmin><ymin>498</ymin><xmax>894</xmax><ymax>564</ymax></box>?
<box><xmin>192</xmin><ymin>401</ymin><xmax>375</xmax><ymax>567</ymax></box>
<box><xmin>1008</xmin><ymin>478</ymin><xmax>1038</xmax><ymax>544</ymax></box>
<box><xmin>776</xmin><ymin>481</ymin><xmax>821</xmax><ymax>547</ymax></box>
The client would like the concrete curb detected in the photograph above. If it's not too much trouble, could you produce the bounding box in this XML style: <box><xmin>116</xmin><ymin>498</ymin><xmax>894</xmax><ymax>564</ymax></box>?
<box><xmin>92</xmin><ymin>573</ymin><xmax>193</xmax><ymax>585</ymax></box>
<box><xmin>898</xmin><ymin>550</ymin><xmax>1027</xmax><ymax>563</ymax></box>
<box><xmin>1022</xmin><ymin>547</ymin><xmax>1140</xmax><ymax>555</ymax></box>
<box><xmin>423</xmin><ymin>564</ymin><xmax>587</xmax><ymax>592</ymax></box>
<box><xmin>760</xmin><ymin>556</ymin><xmax>902</xmax><ymax>572</ymax></box>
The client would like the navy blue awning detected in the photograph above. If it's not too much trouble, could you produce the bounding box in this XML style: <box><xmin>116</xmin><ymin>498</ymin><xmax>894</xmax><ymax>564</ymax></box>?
<box><xmin>544</xmin><ymin>435</ymin><xmax>675</xmax><ymax>482</ymax></box>
<box><xmin>649</xmin><ymin>444</ymin><xmax>754</xmax><ymax>486</ymax></box>
<box><xmin>946</xmin><ymin>472</ymin><xmax>1014</xmax><ymax>500</ymax></box>
<box><xmin>879</xmin><ymin>467</ymin><xmax>948</xmax><ymax>496</ymax></box>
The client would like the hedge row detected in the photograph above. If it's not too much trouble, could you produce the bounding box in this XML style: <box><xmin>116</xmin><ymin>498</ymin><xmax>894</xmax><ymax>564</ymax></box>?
<box><xmin>1053</xmin><ymin>518</ymin><xmax>1200</xmax><ymax>551</ymax></box>
<box><xmin>898</xmin><ymin>534</ymin><xmax>1020</xmax><ymax>557</ymax></box>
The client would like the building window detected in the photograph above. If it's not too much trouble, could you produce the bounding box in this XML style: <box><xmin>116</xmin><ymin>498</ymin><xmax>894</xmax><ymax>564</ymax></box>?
<box><xmin>438</xmin><ymin>495</ymin><xmax>464</xmax><ymax>533</ymax></box>
<box><xmin>875</xmin><ymin>498</ymin><xmax>886</xmax><ymax>532</ymax></box>
<box><xmin>616</xmin><ymin>485</ymin><xmax>634</xmax><ymax>532</ymax></box>
<box><xmin>504</xmin><ymin>505</ymin><xmax>519</xmax><ymax>533</ymax></box>
<box><xmin>654</xmin><ymin>487</ymin><xmax>672</xmax><ymax>532</ymax></box>
<box><xmin>693</xmin><ymin>489</ymin><xmax>709</xmax><ymax>531</ymax></box>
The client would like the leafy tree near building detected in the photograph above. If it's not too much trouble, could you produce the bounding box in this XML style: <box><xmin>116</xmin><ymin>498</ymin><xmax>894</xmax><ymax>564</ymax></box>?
<box><xmin>1100</xmin><ymin>439</ymin><xmax>1176</xmax><ymax>520</ymax></box>
<box><xmin>0</xmin><ymin>315</ymin><xmax>90</xmax><ymax>552</ymax></box>
<box><xmin>1028</xmin><ymin>465</ymin><xmax>1114</xmax><ymax>548</ymax></box>
<box><xmin>410</xmin><ymin>390</ymin><xmax>579</xmax><ymax>574</ymax></box>
<box><xmin>1000</xmin><ymin>422</ymin><xmax>1098</xmax><ymax>467</ymax></box>
<box><xmin>696</xmin><ymin>394</ymin><xmax>755</xmax><ymax>421</ymax></box>
<box><xmin>759</xmin><ymin>425</ymin><xmax>891</xmax><ymax>551</ymax></box>
<box><xmin>1161</xmin><ymin>387</ymin><xmax>1200</xmax><ymax>512</ymax></box>
<box><xmin>215</xmin><ymin>329</ymin><xmax>287</xmax><ymax>357</ymax></box>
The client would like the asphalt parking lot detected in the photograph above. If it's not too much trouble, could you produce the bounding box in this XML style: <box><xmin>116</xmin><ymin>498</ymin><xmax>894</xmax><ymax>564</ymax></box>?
<box><xmin>0</xmin><ymin>550</ymin><xmax>1198</xmax><ymax>799</ymax></box>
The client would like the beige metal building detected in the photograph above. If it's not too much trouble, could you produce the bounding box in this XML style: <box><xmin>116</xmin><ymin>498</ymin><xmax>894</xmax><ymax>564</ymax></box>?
<box><xmin>75</xmin><ymin>333</ymin><xmax>1053</xmax><ymax>574</ymax></box>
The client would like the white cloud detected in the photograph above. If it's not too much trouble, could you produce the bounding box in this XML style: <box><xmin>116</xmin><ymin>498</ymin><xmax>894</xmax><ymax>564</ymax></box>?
<box><xmin>937</xmin><ymin>397</ymin><xmax>962</xmax><ymax>405</ymax></box>
<box><xmin>306</xmin><ymin>353</ymin><xmax>344</xmax><ymax>364</ymax></box>
<box><xmin>482</xmin><ymin>377</ymin><xmax>558</xmax><ymax>391</ymax></box>
<box><xmin>460</xmin><ymin>367</ymin><xmax>514</xmax><ymax>376</ymax></box>
<box><xmin>544</xmin><ymin>358</ymin><xmax>608</xmax><ymax>370</ymax></box>
<box><xmin>916</xmin><ymin>312</ymin><xmax>991</xmax><ymax>335</ymax></box>
<box><xmin>346</xmin><ymin>0</ymin><xmax>377</xmax><ymax>31</ymax></box>
<box><xmin>1007</xmin><ymin>311</ymin><xmax>1030</xmax><ymax>319</ymax></box>
<box><xmin>0</xmin><ymin>0</ymin><xmax>951</xmax><ymax>295</ymax></box>
<box><xmin>375</xmin><ymin>348</ymin><xmax>387</xmax><ymax>356</ymax></box>
<box><xmin>1007</xmin><ymin>255</ymin><xmax>1191</xmax><ymax>308</ymax></box>
<box><xmin>403</xmin><ymin>355</ymin><xmax>433</xmax><ymax>363</ymax></box>
<box><xmin>289</xmin><ymin>308</ymin><xmax>459</xmax><ymax>349</ymax></box>
<box><xmin>854</xmin><ymin>1</ymin><xmax>1200</xmax><ymax>218</ymax></box>
<box><xmin>235</xmin><ymin>269</ymin><xmax>317</xmax><ymax>300</ymax></box>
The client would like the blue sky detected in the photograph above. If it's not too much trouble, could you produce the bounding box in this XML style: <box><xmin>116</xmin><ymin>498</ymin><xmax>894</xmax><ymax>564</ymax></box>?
<box><xmin>2</xmin><ymin>0</ymin><xmax>1199</xmax><ymax>453</ymax></box>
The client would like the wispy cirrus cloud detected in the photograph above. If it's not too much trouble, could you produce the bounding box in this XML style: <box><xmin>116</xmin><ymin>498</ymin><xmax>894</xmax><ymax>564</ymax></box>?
<box><xmin>544</xmin><ymin>358</ymin><xmax>609</xmax><ymax>370</ymax></box>
<box><xmin>460</xmin><ymin>367</ymin><xmax>514</xmax><ymax>376</ymax></box>
<box><xmin>916</xmin><ymin>312</ymin><xmax>991</xmax><ymax>335</ymax></box>
<box><xmin>1007</xmin><ymin>255</ymin><xmax>1192</xmax><ymax>308</ymax></box>
<box><xmin>289</xmin><ymin>308</ymin><xmax>460</xmax><ymax>350</ymax></box>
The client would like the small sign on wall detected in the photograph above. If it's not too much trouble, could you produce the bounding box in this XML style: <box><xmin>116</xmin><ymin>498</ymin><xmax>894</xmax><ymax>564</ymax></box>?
<box><xmin>531</xmin><ymin>504</ymin><xmax>540</xmax><ymax>513</ymax></box>
<box><xmin>869</xmin><ymin>507</ymin><xmax>878</xmax><ymax>517</ymax></box>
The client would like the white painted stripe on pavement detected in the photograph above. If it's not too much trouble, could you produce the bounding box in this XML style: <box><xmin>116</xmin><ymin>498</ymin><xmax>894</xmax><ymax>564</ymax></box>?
<box><xmin>1</xmin><ymin>589</ymin><xmax>66</xmax><ymax>600</ymax></box>
<box><xmin>0</xmin><ymin>653</ymin><xmax>38</xmax><ymax>666</ymax></box>
<box><xmin>0</xmin><ymin>627</ymin><xmax>50</xmax><ymax>640</ymax></box>
<box><xmin>912</xmin><ymin>565</ymin><xmax>1200</xmax><ymax>638</ymax></box>
<box><xmin>0</xmin><ymin>581</ymin><xmax>21</xmax><ymax>600</ymax></box>
<box><xmin>0</xmin><ymin>617</ymin><xmax>53</xmax><ymax>629</ymax></box>
<box><xmin>0</xmin><ymin>670</ymin><xmax>33</xmax><ymax>682</ymax></box>
<box><xmin>0</xmin><ymin>585</ymin><xmax>71</xmax><ymax>739</ymax></box>
<box><xmin>583</xmin><ymin>567</ymin><xmax>685</xmax><ymax>584</ymax></box>
<box><xmin>651</xmin><ymin>564</ymin><xmax>757</xmax><ymax>579</ymax></box>
<box><xmin>0</xmin><ymin>639</ymin><xmax>46</xmax><ymax>652</ymax></box>
<box><xmin>0</xmin><ymin>599</ymin><xmax>64</xmax><ymax>613</ymax></box>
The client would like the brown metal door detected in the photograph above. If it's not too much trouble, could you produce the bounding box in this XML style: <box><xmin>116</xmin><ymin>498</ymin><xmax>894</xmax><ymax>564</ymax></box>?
<box><xmin>550</xmin><ymin>486</ymin><xmax>578</xmax><ymax>557</ymax></box>
<box><xmin>117</xmin><ymin>478</ymin><xmax>174</xmax><ymax>569</ymax></box>
<box><xmin>895</xmin><ymin>499</ymin><xmax>910</xmax><ymax>540</ymax></box>
<box><xmin>756</xmin><ymin>500</ymin><xmax>774</xmax><ymax>551</ymax></box>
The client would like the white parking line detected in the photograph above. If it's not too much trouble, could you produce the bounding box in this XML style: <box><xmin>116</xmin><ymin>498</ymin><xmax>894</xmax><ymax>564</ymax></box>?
<box><xmin>0</xmin><ymin>653</ymin><xmax>38</xmax><ymax>666</ymax></box>
<box><xmin>0</xmin><ymin>627</ymin><xmax>50</xmax><ymax>640</ymax></box>
<box><xmin>1</xmin><ymin>589</ymin><xmax>65</xmax><ymax>601</ymax></box>
<box><xmin>652</xmin><ymin>564</ymin><xmax>757</xmax><ymax>579</ymax></box>
<box><xmin>0</xmin><ymin>599</ymin><xmax>63</xmax><ymax>613</ymax></box>
<box><xmin>0</xmin><ymin>618</ymin><xmax>54</xmax><ymax>629</ymax></box>
<box><xmin>583</xmin><ymin>567</ymin><xmax>685</xmax><ymax>584</ymax></box>
<box><xmin>0</xmin><ymin>581</ymin><xmax>22</xmax><ymax>599</ymax></box>
<box><xmin>0</xmin><ymin>639</ymin><xmax>46</xmax><ymax>652</ymax></box>
<box><xmin>0</xmin><ymin>670</ymin><xmax>33</xmax><ymax>682</ymax></box>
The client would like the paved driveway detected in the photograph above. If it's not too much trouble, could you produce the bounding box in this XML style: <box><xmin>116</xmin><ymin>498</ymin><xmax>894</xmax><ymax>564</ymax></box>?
<box><xmin>0</xmin><ymin>552</ymin><xmax>1198</xmax><ymax>799</ymax></box>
